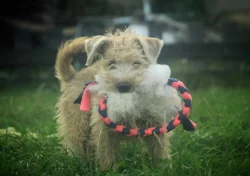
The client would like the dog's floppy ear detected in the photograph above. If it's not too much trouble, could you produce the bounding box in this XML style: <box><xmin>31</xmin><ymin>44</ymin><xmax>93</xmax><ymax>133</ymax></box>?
<box><xmin>137</xmin><ymin>37</ymin><xmax>164</xmax><ymax>64</ymax></box>
<box><xmin>85</xmin><ymin>36</ymin><xmax>110</xmax><ymax>66</ymax></box>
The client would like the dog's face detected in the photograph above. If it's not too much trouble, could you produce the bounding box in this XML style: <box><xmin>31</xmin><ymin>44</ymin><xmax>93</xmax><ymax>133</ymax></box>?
<box><xmin>84</xmin><ymin>29</ymin><xmax>164</xmax><ymax>94</ymax></box>
<box><xmin>98</xmin><ymin>40</ymin><xmax>150</xmax><ymax>93</ymax></box>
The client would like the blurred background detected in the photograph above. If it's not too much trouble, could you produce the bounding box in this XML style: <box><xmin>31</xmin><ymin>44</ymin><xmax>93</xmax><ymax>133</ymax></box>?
<box><xmin>1</xmin><ymin>0</ymin><xmax>250</xmax><ymax>87</ymax></box>
<box><xmin>1</xmin><ymin>1</ymin><xmax>250</xmax><ymax>175</ymax></box>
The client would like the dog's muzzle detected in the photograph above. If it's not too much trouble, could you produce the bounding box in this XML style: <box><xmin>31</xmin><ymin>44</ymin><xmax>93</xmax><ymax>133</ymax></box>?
<box><xmin>116</xmin><ymin>82</ymin><xmax>131</xmax><ymax>93</ymax></box>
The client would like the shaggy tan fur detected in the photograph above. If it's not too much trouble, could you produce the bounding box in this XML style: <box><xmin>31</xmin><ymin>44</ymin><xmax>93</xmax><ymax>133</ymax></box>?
<box><xmin>55</xmin><ymin>28</ymin><xmax>182</xmax><ymax>170</ymax></box>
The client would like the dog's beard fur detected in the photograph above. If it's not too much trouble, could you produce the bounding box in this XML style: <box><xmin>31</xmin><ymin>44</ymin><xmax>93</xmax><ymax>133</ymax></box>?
<box><xmin>89</xmin><ymin>76</ymin><xmax>142</xmax><ymax>123</ymax></box>
<box><xmin>106</xmin><ymin>92</ymin><xmax>138</xmax><ymax>123</ymax></box>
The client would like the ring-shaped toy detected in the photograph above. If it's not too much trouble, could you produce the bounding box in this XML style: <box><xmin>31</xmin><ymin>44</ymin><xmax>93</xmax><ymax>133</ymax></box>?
<box><xmin>74</xmin><ymin>78</ymin><xmax>197</xmax><ymax>137</ymax></box>
<box><xmin>98</xmin><ymin>78</ymin><xmax>197</xmax><ymax>137</ymax></box>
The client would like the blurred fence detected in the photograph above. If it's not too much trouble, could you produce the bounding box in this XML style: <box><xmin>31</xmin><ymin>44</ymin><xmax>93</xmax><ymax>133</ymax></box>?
<box><xmin>1</xmin><ymin>41</ymin><xmax>250</xmax><ymax>69</ymax></box>
<box><xmin>1</xmin><ymin>14</ymin><xmax>250</xmax><ymax>69</ymax></box>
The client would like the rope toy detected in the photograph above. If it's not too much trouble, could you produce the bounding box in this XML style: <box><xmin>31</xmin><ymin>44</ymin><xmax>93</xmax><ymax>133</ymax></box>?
<box><xmin>74</xmin><ymin>78</ymin><xmax>197</xmax><ymax>137</ymax></box>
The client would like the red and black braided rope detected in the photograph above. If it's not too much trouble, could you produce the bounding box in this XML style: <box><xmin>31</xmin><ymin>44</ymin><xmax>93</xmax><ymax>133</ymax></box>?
<box><xmin>98</xmin><ymin>78</ymin><xmax>196</xmax><ymax>137</ymax></box>
<box><xmin>74</xmin><ymin>78</ymin><xmax>197</xmax><ymax>137</ymax></box>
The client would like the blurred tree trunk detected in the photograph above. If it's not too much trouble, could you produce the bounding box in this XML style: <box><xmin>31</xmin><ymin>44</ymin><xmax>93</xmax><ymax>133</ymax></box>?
<box><xmin>151</xmin><ymin>0</ymin><xmax>206</xmax><ymax>20</ymax></box>
<box><xmin>107</xmin><ymin>0</ymin><xmax>142</xmax><ymax>16</ymax></box>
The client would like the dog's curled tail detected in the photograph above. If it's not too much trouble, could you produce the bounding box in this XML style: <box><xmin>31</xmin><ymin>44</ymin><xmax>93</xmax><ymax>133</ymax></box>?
<box><xmin>55</xmin><ymin>37</ymin><xmax>88</xmax><ymax>83</ymax></box>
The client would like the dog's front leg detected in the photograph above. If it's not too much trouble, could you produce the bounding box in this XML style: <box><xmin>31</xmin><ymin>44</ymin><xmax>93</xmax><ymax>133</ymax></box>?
<box><xmin>144</xmin><ymin>134</ymin><xmax>172</xmax><ymax>166</ymax></box>
<box><xmin>89</xmin><ymin>111</ymin><xmax>120</xmax><ymax>170</ymax></box>
<box><xmin>96</xmin><ymin>127</ymin><xmax>120</xmax><ymax>170</ymax></box>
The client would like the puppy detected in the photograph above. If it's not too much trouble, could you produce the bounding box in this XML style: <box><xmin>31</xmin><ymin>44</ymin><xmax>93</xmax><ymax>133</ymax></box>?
<box><xmin>55</xmin><ymin>28</ymin><xmax>182</xmax><ymax>170</ymax></box>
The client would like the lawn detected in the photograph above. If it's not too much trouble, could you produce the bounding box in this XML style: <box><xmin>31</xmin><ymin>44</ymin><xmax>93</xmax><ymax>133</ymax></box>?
<box><xmin>1</xmin><ymin>66</ymin><xmax>250</xmax><ymax>176</ymax></box>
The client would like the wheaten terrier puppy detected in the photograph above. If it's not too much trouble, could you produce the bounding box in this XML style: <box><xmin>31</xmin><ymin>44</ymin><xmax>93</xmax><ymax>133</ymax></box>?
<box><xmin>55</xmin><ymin>29</ymin><xmax>182</xmax><ymax>170</ymax></box>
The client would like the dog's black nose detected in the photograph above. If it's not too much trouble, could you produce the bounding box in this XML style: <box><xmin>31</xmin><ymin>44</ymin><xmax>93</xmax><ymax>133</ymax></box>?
<box><xmin>116</xmin><ymin>82</ymin><xmax>131</xmax><ymax>93</ymax></box>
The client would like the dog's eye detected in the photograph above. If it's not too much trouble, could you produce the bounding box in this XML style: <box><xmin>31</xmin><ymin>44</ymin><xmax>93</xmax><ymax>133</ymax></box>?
<box><xmin>133</xmin><ymin>61</ymin><xmax>141</xmax><ymax>65</ymax></box>
<box><xmin>108</xmin><ymin>60</ymin><xmax>117</xmax><ymax>70</ymax></box>
<box><xmin>132</xmin><ymin>61</ymin><xmax>141</xmax><ymax>69</ymax></box>
<box><xmin>108</xmin><ymin>60</ymin><xmax>116</xmax><ymax>66</ymax></box>
<box><xmin>109</xmin><ymin>65</ymin><xmax>116</xmax><ymax>70</ymax></box>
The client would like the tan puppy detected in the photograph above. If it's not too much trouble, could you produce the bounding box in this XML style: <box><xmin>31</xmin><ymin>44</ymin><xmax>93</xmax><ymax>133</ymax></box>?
<box><xmin>55</xmin><ymin>28</ymin><xmax>182</xmax><ymax>170</ymax></box>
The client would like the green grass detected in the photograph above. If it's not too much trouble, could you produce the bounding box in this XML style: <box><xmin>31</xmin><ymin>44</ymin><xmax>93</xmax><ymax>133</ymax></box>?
<box><xmin>1</xmin><ymin>79</ymin><xmax>250</xmax><ymax>176</ymax></box>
